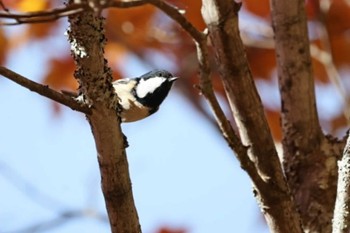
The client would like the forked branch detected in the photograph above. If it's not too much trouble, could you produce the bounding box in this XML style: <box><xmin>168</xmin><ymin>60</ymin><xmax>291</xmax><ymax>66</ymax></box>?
<box><xmin>202</xmin><ymin>0</ymin><xmax>303</xmax><ymax>232</ymax></box>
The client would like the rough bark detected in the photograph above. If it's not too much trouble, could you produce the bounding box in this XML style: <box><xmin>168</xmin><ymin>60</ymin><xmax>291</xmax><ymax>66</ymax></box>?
<box><xmin>333</xmin><ymin>134</ymin><xmax>350</xmax><ymax>233</ymax></box>
<box><xmin>270</xmin><ymin>1</ymin><xmax>342</xmax><ymax>232</ymax></box>
<box><xmin>67</xmin><ymin>4</ymin><xmax>140</xmax><ymax>233</ymax></box>
<box><xmin>201</xmin><ymin>1</ymin><xmax>302</xmax><ymax>233</ymax></box>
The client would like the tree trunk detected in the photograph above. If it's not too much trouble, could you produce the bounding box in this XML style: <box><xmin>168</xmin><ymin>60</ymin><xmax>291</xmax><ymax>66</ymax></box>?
<box><xmin>270</xmin><ymin>1</ymin><xmax>343</xmax><ymax>232</ymax></box>
<box><xmin>67</xmin><ymin>4</ymin><xmax>141</xmax><ymax>233</ymax></box>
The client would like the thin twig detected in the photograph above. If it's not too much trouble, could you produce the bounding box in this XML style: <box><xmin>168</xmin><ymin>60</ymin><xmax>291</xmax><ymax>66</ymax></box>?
<box><xmin>109</xmin><ymin>0</ymin><xmax>147</xmax><ymax>8</ymax></box>
<box><xmin>195</xmin><ymin>39</ymin><xmax>262</xmax><ymax>184</ymax></box>
<box><xmin>241</xmin><ymin>22</ymin><xmax>350</xmax><ymax>123</ymax></box>
<box><xmin>0</xmin><ymin>1</ymin><xmax>147</xmax><ymax>25</ymax></box>
<box><xmin>0</xmin><ymin>0</ymin><xmax>9</xmax><ymax>12</ymax></box>
<box><xmin>0</xmin><ymin>161</ymin><xmax>68</xmax><ymax>211</ymax></box>
<box><xmin>313</xmin><ymin>1</ymin><xmax>350</xmax><ymax>121</ymax></box>
<box><xmin>146</xmin><ymin>1</ymin><xmax>240</xmax><ymax>150</ymax></box>
<box><xmin>0</xmin><ymin>66</ymin><xmax>91</xmax><ymax>114</ymax></box>
<box><xmin>310</xmin><ymin>44</ymin><xmax>350</xmax><ymax>118</ymax></box>
<box><xmin>145</xmin><ymin>0</ymin><xmax>260</xmax><ymax>180</ymax></box>
<box><xmin>0</xmin><ymin>4</ymin><xmax>82</xmax><ymax>18</ymax></box>
<box><xmin>3</xmin><ymin>209</ymin><xmax>108</xmax><ymax>233</ymax></box>
<box><xmin>0</xmin><ymin>0</ymin><xmax>204</xmax><ymax>35</ymax></box>
<box><xmin>144</xmin><ymin>0</ymin><xmax>204</xmax><ymax>42</ymax></box>
<box><xmin>0</xmin><ymin>3</ymin><xmax>84</xmax><ymax>25</ymax></box>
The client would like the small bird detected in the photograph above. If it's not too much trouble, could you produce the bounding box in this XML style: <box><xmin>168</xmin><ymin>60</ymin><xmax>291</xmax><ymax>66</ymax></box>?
<box><xmin>113</xmin><ymin>69</ymin><xmax>178</xmax><ymax>122</ymax></box>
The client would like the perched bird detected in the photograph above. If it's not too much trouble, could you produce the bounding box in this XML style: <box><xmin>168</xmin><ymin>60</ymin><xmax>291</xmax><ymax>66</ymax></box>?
<box><xmin>113</xmin><ymin>69</ymin><xmax>178</xmax><ymax>122</ymax></box>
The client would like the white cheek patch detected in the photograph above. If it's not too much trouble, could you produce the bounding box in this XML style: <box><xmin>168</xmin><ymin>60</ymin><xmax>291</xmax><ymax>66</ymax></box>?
<box><xmin>136</xmin><ymin>77</ymin><xmax>166</xmax><ymax>98</ymax></box>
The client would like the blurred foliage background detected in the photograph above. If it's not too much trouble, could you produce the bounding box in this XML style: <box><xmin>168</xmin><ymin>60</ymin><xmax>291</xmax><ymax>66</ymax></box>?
<box><xmin>2</xmin><ymin>0</ymin><xmax>350</xmax><ymax>138</ymax></box>
<box><xmin>1</xmin><ymin>0</ymin><xmax>350</xmax><ymax>232</ymax></box>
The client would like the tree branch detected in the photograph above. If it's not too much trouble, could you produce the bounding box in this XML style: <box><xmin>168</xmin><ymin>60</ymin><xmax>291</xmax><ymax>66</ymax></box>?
<box><xmin>144</xmin><ymin>0</ymin><xmax>204</xmax><ymax>42</ymax></box>
<box><xmin>136</xmin><ymin>0</ymin><xmax>264</xmax><ymax>188</ymax></box>
<box><xmin>270</xmin><ymin>1</ymin><xmax>339</xmax><ymax>232</ymax></box>
<box><xmin>0</xmin><ymin>161</ymin><xmax>68</xmax><ymax>211</ymax></box>
<box><xmin>67</xmin><ymin>1</ymin><xmax>140</xmax><ymax>232</ymax></box>
<box><xmin>5</xmin><ymin>209</ymin><xmax>108</xmax><ymax>233</ymax></box>
<box><xmin>144</xmin><ymin>0</ymin><xmax>261</xmax><ymax>180</ymax></box>
<box><xmin>271</xmin><ymin>1</ymin><xmax>322</xmax><ymax>149</ymax></box>
<box><xmin>0</xmin><ymin>3</ymin><xmax>84</xmax><ymax>25</ymax></box>
<box><xmin>0</xmin><ymin>1</ymin><xmax>146</xmax><ymax>25</ymax></box>
<box><xmin>0</xmin><ymin>0</ymin><xmax>9</xmax><ymax>12</ymax></box>
<box><xmin>0</xmin><ymin>0</ymin><xmax>205</xmax><ymax>39</ymax></box>
<box><xmin>311</xmin><ymin>7</ymin><xmax>350</xmax><ymax>120</ymax></box>
<box><xmin>109</xmin><ymin>0</ymin><xmax>147</xmax><ymax>8</ymax></box>
<box><xmin>332</xmin><ymin>133</ymin><xmax>350</xmax><ymax>233</ymax></box>
<box><xmin>201</xmin><ymin>1</ymin><xmax>303</xmax><ymax>233</ymax></box>
<box><xmin>0</xmin><ymin>66</ymin><xmax>91</xmax><ymax>114</ymax></box>
<box><xmin>195</xmin><ymin>41</ymin><xmax>263</xmax><ymax>185</ymax></box>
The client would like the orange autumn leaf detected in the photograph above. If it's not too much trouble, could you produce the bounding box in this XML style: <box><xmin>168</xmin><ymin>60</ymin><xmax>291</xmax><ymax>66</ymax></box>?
<box><xmin>244</xmin><ymin>0</ymin><xmax>323</xmax><ymax>20</ymax></box>
<box><xmin>245</xmin><ymin>38</ymin><xmax>330</xmax><ymax>84</ymax></box>
<box><xmin>2</xmin><ymin>0</ymin><xmax>49</xmax><ymax>12</ymax></box>
<box><xmin>326</xmin><ymin>0</ymin><xmax>350</xmax><ymax>35</ymax></box>
<box><xmin>329</xmin><ymin>33</ymin><xmax>350</xmax><ymax>68</ymax></box>
<box><xmin>43</xmin><ymin>57</ymin><xmax>78</xmax><ymax>91</ymax></box>
<box><xmin>0</xmin><ymin>0</ymin><xmax>25</xmax><ymax>10</ymax></box>
<box><xmin>3</xmin><ymin>0</ymin><xmax>56</xmax><ymax>44</ymax></box>
<box><xmin>110</xmin><ymin>67</ymin><xmax>123</xmax><ymax>82</ymax></box>
<box><xmin>265</xmin><ymin>109</ymin><xmax>282</xmax><ymax>141</ymax></box>
<box><xmin>24</xmin><ymin>0</ymin><xmax>56</xmax><ymax>39</ymax></box>
<box><xmin>17</xmin><ymin>0</ymin><xmax>48</xmax><ymax>12</ymax></box>
<box><xmin>27</xmin><ymin>22</ymin><xmax>58</xmax><ymax>39</ymax></box>
<box><xmin>329</xmin><ymin>34</ymin><xmax>350</xmax><ymax>68</ymax></box>
<box><xmin>7</xmin><ymin>22</ymin><xmax>58</xmax><ymax>49</ymax></box>
<box><xmin>310</xmin><ymin>40</ymin><xmax>329</xmax><ymax>83</ymax></box>
<box><xmin>0</xmin><ymin>28</ymin><xmax>8</xmax><ymax>65</ymax></box>
<box><xmin>244</xmin><ymin>0</ymin><xmax>270</xmax><ymax>18</ymax></box>
<box><xmin>105</xmin><ymin>42</ymin><xmax>128</xmax><ymax>68</ymax></box>
<box><xmin>306</xmin><ymin>0</ymin><xmax>321</xmax><ymax>19</ymax></box>
<box><xmin>168</xmin><ymin>0</ymin><xmax>205</xmax><ymax>30</ymax></box>
<box><xmin>104</xmin><ymin>42</ymin><xmax>136</xmax><ymax>81</ymax></box>
<box><xmin>246</xmin><ymin>48</ymin><xmax>276</xmax><ymax>80</ymax></box>
<box><xmin>211</xmin><ymin>73</ymin><xmax>226</xmax><ymax>94</ymax></box>
<box><xmin>312</xmin><ymin>56</ymin><xmax>328</xmax><ymax>83</ymax></box>
<box><xmin>330</xmin><ymin>113</ymin><xmax>348</xmax><ymax>133</ymax></box>
<box><xmin>156</xmin><ymin>227</ymin><xmax>186</xmax><ymax>233</ymax></box>
<box><xmin>106</xmin><ymin>6</ymin><xmax>164</xmax><ymax>52</ymax></box>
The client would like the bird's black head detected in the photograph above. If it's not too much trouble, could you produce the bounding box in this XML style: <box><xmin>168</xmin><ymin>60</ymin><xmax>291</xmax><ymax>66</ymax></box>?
<box><xmin>134</xmin><ymin>69</ymin><xmax>177</xmax><ymax>110</ymax></box>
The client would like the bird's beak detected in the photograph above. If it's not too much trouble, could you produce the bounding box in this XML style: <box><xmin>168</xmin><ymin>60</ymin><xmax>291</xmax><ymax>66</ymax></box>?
<box><xmin>169</xmin><ymin>77</ymin><xmax>178</xmax><ymax>82</ymax></box>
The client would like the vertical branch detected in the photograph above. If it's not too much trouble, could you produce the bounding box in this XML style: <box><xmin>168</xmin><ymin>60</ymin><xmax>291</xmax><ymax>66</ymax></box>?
<box><xmin>201</xmin><ymin>1</ymin><xmax>302</xmax><ymax>233</ymax></box>
<box><xmin>332</xmin><ymin>136</ymin><xmax>350</xmax><ymax>233</ymax></box>
<box><xmin>332</xmin><ymin>134</ymin><xmax>350</xmax><ymax>233</ymax></box>
<box><xmin>67</xmin><ymin>3</ymin><xmax>140</xmax><ymax>233</ymax></box>
<box><xmin>271</xmin><ymin>0</ymin><xmax>321</xmax><ymax>151</ymax></box>
<box><xmin>271</xmin><ymin>1</ymin><xmax>338</xmax><ymax>232</ymax></box>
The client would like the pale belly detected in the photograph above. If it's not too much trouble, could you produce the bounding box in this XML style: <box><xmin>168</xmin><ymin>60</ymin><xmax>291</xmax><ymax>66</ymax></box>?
<box><xmin>120</xmin><ymin>100</ymin><xmax>153</xmax><ymax>122</ymax></box>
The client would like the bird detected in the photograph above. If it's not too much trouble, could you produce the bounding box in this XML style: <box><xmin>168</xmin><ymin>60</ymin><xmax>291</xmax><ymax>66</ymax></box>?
<box><xmin>113</xmin><ymin>69</ymin><xmax>178</xmax><ymax>122</ymax></box>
